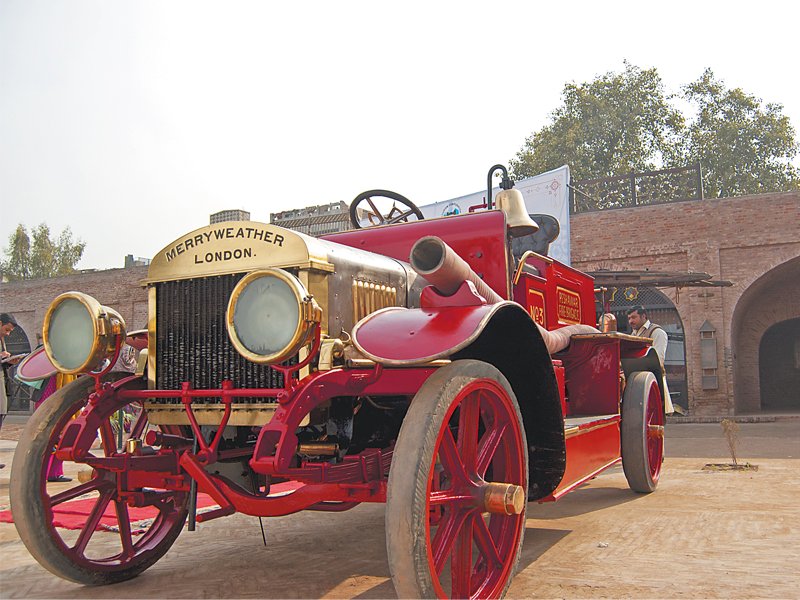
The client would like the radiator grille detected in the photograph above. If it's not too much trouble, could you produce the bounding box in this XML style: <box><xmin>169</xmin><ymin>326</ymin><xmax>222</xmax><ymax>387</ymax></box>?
<box><xmin>352</xmin><ymin>279</ymin><xmax>398</xmax><ymax>323</ymax></box>
<box><xmin>155</xmin><ymin>274</ymin><xmax>291</xmax><ymax>399</ymax></box>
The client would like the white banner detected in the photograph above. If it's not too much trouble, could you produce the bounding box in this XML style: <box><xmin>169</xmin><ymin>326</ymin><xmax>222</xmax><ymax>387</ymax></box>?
<box><xmin>419</xmin><ymin>165</ymin><xmax>571</xmax><ymax>264</ymax></box>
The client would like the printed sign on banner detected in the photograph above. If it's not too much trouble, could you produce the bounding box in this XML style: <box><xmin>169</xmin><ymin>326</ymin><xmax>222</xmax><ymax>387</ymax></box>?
<box><xmin>418</xmin><ymin>165</ymin><xmax>571</xmax><ymax>264</ymax></box>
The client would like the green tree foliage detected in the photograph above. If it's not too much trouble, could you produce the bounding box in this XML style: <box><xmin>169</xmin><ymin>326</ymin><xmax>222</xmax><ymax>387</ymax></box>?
<box><xmin>510</xmin><ymin>64</ymin><xmax>799</xmax><ymax>200</ymax></box>
<box><xmin>510</xmin><ymin>62</ymin><xmax>685</xmax><ymax>182</ymax></box>
<box><xmin>683</xmin><ymin>69</ymin><xmax>800</xmax><ymax>197</ymax></box>
<box><xmin>4</xmin><ymin>225</ymin><xmax>31</xmax><ymax>280</ymax></box>
<box><xmin>1</xmin><ymin>224</ymin><xmax>86</xmax><ymax>280</ymax></box>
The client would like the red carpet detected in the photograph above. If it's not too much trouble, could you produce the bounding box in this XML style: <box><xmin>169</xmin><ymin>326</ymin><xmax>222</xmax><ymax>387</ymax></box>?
<box><xmin>0</xmin><ymin>493</ymin><xmax>218</xmax><ymax>532</ymax></box>
<box><xmin>0</xmin><ymin>482</ymin><xmax>304</xmax><ymax>532</ymax></box>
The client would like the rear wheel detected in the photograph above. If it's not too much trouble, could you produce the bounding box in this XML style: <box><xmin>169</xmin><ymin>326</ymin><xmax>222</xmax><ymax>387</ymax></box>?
<box><xmin>10</xmin><ymin>374</ymin><xmax>188</xmax><ymax>584</ymax></box>
<box><xmin>621</xmin><ymin>371</ymin><xmax>664</xmax><ymax>493</ymax></box>
<box><xmin>386</xmin><ymin>360</ymin><xmax>528</xmax><ymax>599</ymax></box>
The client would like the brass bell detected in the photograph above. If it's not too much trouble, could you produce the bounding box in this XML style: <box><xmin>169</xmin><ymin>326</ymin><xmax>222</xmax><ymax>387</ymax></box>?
<box><xmin>494</xmin><ymin>188</ymin><xmax>539</xmax><ymax>238</ymax></box>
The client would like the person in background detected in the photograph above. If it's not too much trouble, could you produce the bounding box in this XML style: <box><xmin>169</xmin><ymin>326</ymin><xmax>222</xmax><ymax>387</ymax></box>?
<box><xmin>1</xmin><ymin>313</ymin><xmax>22</xmax><ymax>468</ymax></box>
<box><xmin>627</xmin><ymin>305</ymin><xmax>674</xmax><ymax>414</ymax></box>
<box><xmin>33</xmin><ymin>374</ymin><xmax>72</xmax><ymax>482</ymax></box>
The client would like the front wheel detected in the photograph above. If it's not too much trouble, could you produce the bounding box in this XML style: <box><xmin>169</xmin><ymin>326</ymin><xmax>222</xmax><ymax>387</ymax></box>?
<box><xmin>10</xmin><ymin>374</ymin><xmax>188</xmax><ymax>585</ymax></box>
<box><xmin>386</xmin><ymin>360</ymin><xmax>528</xmax><ymax>599</ymax></box>
<box><xmin>621</xmin><ymin>371</ymin><xmax>664</xmax><ymax>493</ymax></box>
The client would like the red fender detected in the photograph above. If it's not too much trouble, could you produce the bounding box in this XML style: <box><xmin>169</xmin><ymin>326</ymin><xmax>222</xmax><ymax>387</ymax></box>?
<box><xmin>15</xmin><ymin>346</ymin><xmax>58</xmax><ymax>382</ymax></box>
<box><xmin>352</xmin><ymin>301</ymin><xmax>524</xmax><ymax>365</ymax></box>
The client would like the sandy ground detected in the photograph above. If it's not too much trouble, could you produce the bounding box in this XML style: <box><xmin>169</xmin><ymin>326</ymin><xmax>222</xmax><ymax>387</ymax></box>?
<box><xmin>1</xmin><ymin>420</ymin><xmax>798</xmax><ymax>599</ymax></box>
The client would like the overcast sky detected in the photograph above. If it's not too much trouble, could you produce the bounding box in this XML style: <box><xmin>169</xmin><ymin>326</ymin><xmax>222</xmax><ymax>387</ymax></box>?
<box><xmin>1</xmin><ymin>0</ymin><xmax>798</xmax><ymax>271</ymax></box>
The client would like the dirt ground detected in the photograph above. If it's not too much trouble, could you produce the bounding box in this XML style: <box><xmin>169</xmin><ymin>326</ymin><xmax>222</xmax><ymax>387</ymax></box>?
<box><xmin>1</xmin><ymin>420</ymin><xmax>798</xmax><ymax>599</ymax></box>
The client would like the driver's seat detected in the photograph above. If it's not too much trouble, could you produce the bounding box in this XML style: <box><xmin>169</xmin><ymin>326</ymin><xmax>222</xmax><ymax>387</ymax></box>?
<box><xmin>511</xmin><ymin>214</ymin><xmax>560</xmax><ymax>261</ymax></box>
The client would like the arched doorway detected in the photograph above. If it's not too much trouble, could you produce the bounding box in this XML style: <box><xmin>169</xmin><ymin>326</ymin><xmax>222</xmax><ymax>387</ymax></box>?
<box><xmin>758</xmin><ymin>318</ymin><xmax>800</xmax><ymax>412</ymax></box>
<box><xmin>597</xmin><ymin>286</ymin><xmax>687</xmax><ymax>411</ymax></box>
<box><xmin>731</xmin><ymin>256</ymin><xmax>800</xmax><ymax>413</ymax></box>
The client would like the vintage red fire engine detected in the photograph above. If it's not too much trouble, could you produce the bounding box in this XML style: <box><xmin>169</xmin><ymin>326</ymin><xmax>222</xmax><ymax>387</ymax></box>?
<box><xmin>10</xmin><ymin>166</ymin><xmax>665</xmax><ymax>598</ymax></box>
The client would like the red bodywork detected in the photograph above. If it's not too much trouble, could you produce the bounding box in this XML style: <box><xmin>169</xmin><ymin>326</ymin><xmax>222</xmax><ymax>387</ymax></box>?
<box><xmin>512</xmin><ymin>254</ymin><xmax>597</xmax><ymax>328</ymax></box>
<box><xmin>325</xmin><ymin>210</ymin><xmax>512</xmax><ymax>299</ymax></box>
<box><xmin>329</xmin><ymin>211</ymin><xmax>650</xmax><ymax>505</ymax></box>
<box><xmin>31</xmin><ymin>206</ymin><xmax>664</xmax><ymax>600</ymax></box>
<box><xmin>53</xmin><ymin>208</ymin><xmax>653</xmax><ymax>516</ymax></box>
<box><xmin>7</xmin><ymin>169</ymin><xmax>678</xmax><ymax>600</ymax></box>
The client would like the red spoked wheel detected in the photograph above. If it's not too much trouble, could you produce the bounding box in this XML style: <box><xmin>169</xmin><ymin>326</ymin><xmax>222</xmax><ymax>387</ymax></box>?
<box><xmin>10</xmin><ymin>374</ymin><xmax>188</xmax><ymax>584</ymax></box>
<box><xmin>621</xmin><ymin>371</ymin><xmax>665</xmax><ymax>493</ymax></box>
<box><xmin>386</xmin><ymin>360</ymin><xmax>528</xmax><ymax>599</ymax></box>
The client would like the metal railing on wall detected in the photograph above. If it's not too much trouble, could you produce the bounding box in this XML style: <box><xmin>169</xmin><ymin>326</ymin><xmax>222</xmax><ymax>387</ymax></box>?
<box><xmin>570</xmin><ymin>163</ymin><xmax>703</xmax><ymax>213</ymax></box>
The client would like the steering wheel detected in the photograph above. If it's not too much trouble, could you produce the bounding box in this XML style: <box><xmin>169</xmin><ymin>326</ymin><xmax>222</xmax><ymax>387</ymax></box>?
<box><xmin>349</xmin><ymin>189</ymin><xmax>425</xmax><ymax>229</ymax></box>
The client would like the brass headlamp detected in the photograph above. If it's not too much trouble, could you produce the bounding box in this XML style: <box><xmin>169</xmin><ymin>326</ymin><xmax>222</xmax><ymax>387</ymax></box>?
<box><xmin>226</xmin><ymin>268</ymin><xmax>322</xmax><ymax>365</ymax></box>
<box><xmin>43</xmin><ymin>292</ymin><xmax>127</xmax><ymax>374</ymax></box>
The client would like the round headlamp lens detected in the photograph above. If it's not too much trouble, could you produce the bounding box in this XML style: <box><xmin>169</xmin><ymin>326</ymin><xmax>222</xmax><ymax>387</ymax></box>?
<box><xmin>48</xmin><ymin>298</ymin><xmax>95</xmax><ymax>371</ymax></box>
<box><xmin>233</xmin><ymin>274</ymin><xmax>300</xmax><ymax>356</ymax></box>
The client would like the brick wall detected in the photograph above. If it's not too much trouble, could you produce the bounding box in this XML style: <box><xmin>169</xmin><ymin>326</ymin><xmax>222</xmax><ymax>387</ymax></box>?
<box><xmin>0</xmin><ymin>266</ymin><xmax>149</xmax><ymax>350</ymax></box>
<box><xmin>570</xmin><ymin>191</ymin><xmax>800</xmax><ymax>415</ymax></box>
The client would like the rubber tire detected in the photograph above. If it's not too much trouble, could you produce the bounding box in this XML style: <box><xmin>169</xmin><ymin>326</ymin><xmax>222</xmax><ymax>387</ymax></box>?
<box><xmin>349</xmin><ymin>189</ymin><xmax>424</xmax><ymax>228</ymax></box>
<box><xmin>621</xmin><ymin>371</ymin><xmax>664</xmax><ymax>493</ymax></box>
<box><xmin>386</xmin><ymin>359</ymin><xmax>528</xmax><ymax>599</ymax></box>
<box><xmin>10</xmin><ymin>374</ymin><xmax>188</xmax><ymax>585</ymax></box>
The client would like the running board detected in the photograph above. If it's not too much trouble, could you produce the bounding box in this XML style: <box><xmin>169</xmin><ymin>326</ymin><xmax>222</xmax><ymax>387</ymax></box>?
<box><xmin>540</xmin><ymin>414</ymin><xmax>621</xmax><ymax>502</ymax></box>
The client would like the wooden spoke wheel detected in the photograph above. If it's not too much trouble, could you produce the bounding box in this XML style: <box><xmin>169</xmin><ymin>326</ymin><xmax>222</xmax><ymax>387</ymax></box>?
<box><xmin>10</xmin><ymin>374</ymin><xmax>188</xmax><ymax>585</ymax></box>
<box><xmin>621</xmin><ymin>371</ymin><xmax>665</xmax><ymax>493</ymax></box>
<box><xmin>386</xmin><ymin>360</ymin><xmax>528</xmax><ymax>599</ymax></box>
<box><xmin>349</xmin><ymin>189</ymin><xmax>424</xmax><ymax>229</ymax></box>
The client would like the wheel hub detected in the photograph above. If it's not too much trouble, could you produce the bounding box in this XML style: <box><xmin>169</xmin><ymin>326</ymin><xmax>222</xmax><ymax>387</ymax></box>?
<box><xmin>647</xmin><ymin>424</ymin><xmax>665</xmax><ymax>440</ymax></box>
<box><xmin>481</xmin><ymin>482</ymin><xmax>525</xmax><ymax>515</ymax></box>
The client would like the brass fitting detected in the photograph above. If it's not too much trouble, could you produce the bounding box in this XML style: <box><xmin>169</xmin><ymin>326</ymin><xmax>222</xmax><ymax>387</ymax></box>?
<box><xmin>483</xmin><ymin>482</ymin><xmax>526</xmax><ymax>515</ymax></box>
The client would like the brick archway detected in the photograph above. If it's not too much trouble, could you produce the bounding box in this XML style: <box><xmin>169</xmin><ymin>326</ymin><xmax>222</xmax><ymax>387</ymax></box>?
<box><xmin>4</xmin><ymin>322</ymin><xmax>34</xmax><ymax>413</ymax></box>
<box><xmin>731</xmin><ymin>256</ymin><xmax>800</xmax><ymax>413</ymax></box>
<box><xmin>759</xmin><ymin>318</ymin><xmax>800</xmax><ymax>411</ymax></box>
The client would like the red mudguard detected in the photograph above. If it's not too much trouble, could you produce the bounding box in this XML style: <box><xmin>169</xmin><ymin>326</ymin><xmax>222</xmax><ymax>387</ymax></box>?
<box><xmin>351</xmin><ymin>302</ymin><xmax>520</xmax><ymax>365</ymax></box>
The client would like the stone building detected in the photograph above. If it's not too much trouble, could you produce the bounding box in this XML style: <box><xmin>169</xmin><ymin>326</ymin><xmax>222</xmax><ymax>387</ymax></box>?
<box><xmin>210</xmin><ymin>209</ymin><xmax>251</xmax><ymax>224</ymax></box>
<box><xmin>2</xmin><ymin>191</ymin><xmax>798</xmax><ymax>416</ymax></box>
<box><xmin>270</xmin><ymin>201</ymin><xmax>350</xmax><ymax>237</ymax></box>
